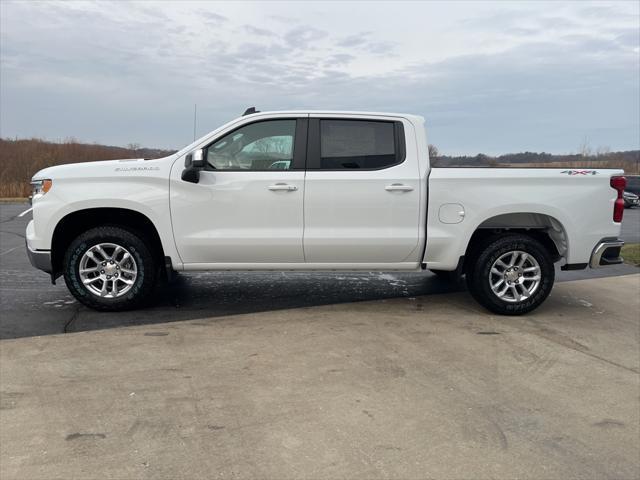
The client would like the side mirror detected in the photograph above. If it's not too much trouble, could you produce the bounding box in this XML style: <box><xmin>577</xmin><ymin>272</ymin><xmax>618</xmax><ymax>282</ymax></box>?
<box><xmin>185</xmin><ymin>148</ymin><xmax>205</xmax><ymax>168</ymax></box>
<box><xmin>182</xmin><ymin>148</ymin><xmax>205</xmax><ymax>183</ymax></box>
<box><xmin>193</xmin><ymin>148</ymin><xmax>206</xmax><ymax>168</ymax></box>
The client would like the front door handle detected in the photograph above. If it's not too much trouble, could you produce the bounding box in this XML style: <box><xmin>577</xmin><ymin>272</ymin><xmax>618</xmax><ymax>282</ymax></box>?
<box><xmin>385</xmin><ymin>184</ymin><xmax>414</xmax><ymax>192</ymax></box>
<box><xmin>268</xmin><ymin>183</ymin><xmax>298</xmax><ymax>192</ymax></box>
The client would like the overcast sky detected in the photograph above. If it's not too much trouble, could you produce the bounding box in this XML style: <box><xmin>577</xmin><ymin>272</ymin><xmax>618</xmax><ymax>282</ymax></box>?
<box><xmin>1</xmin><ymin>0</ymin><xmax>638</xmax><ymax>155</ymax></box>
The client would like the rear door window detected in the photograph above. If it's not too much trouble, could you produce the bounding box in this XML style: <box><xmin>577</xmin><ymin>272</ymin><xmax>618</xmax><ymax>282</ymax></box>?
<box><xmin>318</xmin><ymin>120</ymin><xmax>402</xmax><ymax>170</ymax></box>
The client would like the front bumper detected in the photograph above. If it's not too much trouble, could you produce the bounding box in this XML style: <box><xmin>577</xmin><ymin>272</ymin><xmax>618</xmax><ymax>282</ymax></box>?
<box><xmin>26</xmin><ymin>241</ymin><xmax>52</xmax><ymax>273</ymax></box>
<box><xmin>589</xmin><ymin>239</ymin><xmax>625</xmax><ymax>268</ymax></box>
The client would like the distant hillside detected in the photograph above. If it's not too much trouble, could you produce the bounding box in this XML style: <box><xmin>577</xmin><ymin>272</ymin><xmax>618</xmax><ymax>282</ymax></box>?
<box><xmin>0</xmin><ymin>138</ymin><xmax>176</xmax><ymax>197</ymax></box>
<box><xmin>431</xmin><ymin>149</ymin><xmax>640</xmax><ymax>174</ymax></box>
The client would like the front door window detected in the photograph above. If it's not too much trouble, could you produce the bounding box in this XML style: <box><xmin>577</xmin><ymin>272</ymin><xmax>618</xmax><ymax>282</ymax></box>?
<box><xmin>205</xmin><ymin>120</ymin><xmax>296</xmax><ymax>171</ymax></box>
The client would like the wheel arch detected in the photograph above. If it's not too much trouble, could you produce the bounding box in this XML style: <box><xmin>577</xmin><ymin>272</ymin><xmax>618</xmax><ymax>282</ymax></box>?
<box><xmin>51</xmin><ymin>207</ymin><xmax>168</xmax><ymax>280</ymax></box>
<box><xmin>464</xmin><ymin>212</ymin><xmax>569</xmax><ymax>270</ymax></box>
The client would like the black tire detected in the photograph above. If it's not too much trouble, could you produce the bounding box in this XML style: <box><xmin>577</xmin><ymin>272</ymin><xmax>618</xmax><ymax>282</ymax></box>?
<box><xmin>466</xmin><ymin>234</ymin><xmax>555</xmax><ymax>315</ymax></box>
<box><xmin>63</xmin><ymin>226</ymin><xmax>158</xmax><ymax>311</ymax></box>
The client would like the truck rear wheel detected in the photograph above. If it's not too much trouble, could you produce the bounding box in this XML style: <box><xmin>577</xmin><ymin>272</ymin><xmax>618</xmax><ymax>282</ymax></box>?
<box><xmin>466</xmin><ymin>234</ymin><xmax>555</xmax><ymax>315</ymax></box>
<box><xmin>63</xmin><ymin>226</ymin><xmax>158</xmax><ymax>311</ymax></box>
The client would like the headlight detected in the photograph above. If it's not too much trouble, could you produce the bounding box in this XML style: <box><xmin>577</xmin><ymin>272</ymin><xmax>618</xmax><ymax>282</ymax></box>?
<box><xmin>30</xmin><ymin>179</ymin><xmax>52</xmax><ymax>198</ymax></box>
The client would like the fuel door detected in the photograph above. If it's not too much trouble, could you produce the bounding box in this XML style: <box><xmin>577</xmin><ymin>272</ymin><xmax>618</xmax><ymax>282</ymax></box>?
<box><xmin>439</xmin><ymin>203</ymin><xmax>465</xmax><ymax>224</ymax></box>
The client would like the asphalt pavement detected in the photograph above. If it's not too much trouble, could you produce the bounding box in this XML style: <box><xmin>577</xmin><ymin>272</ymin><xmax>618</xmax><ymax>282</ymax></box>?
<box><xmin>1</xmin><ymin>202</ymin><xmax>638</xmax><ymax>340</ymax></box>
<box><xmin>620</xmin><ymin>204</ymin><xmax>640</xmax><ymax>243</ymax></box>
<box><xmin>2</xmin><ymin>275</ymin><xmax>639</xmax><ymax>479</ymax></box>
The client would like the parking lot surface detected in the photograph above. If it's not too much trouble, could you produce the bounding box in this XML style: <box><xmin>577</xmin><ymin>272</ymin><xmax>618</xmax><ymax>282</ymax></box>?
<box><xmin>621</xmin><ymin>205</ymin><xmax>640</xmax><ymax>243</ymax></box>
<box><xmin>1</xmin><ymin>202</ymin><xmax>638</xmax><ymax>340</ymax></box>
<box><xmin>1</xmin><ymin>274</ymin><xmax>639</xmax><ymax>479</ymax></box>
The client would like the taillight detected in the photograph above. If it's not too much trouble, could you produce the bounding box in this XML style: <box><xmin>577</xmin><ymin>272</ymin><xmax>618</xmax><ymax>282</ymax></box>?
<box><xmin>610</xmin><ymin>176</ymin><xmax>626</xmax><ymax>222</ymax></box>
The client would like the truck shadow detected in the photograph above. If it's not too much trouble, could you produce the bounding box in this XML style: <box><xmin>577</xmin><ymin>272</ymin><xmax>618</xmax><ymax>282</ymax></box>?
<box><xmin>63</xmin><ymin>271</ymin><xmax>465</xmax><ymax>336</ymax></box>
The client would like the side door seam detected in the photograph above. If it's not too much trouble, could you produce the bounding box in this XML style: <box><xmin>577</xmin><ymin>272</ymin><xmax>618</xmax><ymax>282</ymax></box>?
<box><xmin>302</xmin><ymin>114</ymin><xmax>310</xmax><ymax>262</ymax></box>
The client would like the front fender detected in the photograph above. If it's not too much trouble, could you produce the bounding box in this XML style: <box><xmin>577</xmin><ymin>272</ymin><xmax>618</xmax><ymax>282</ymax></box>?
<box><xmin>30</xmin><ymin>175</ymin><xmax>181</xmax><ymax>268</ymax></box>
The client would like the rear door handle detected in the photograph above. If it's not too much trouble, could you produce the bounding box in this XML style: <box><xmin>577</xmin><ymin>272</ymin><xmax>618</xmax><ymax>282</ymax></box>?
<box><xmin>268</xmin><ymin>183</ymin><xmax>298</xmax><ymax>192</ymax></box>
<box><xmin>385</xmin><ymin>184</ymin><xmax>414</xmax><ymax>192</ymax></box>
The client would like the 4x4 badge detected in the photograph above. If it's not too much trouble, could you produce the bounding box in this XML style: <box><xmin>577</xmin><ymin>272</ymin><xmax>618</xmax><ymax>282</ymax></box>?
<box><xmin>560</xmin><ymin>170</ymin><xmax>598</xmax><ymax>175</ymax></box>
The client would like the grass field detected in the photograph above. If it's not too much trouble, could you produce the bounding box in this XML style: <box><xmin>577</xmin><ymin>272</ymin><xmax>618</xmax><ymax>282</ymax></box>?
<box><xmin>621</xmin><ymin>244</ymin><xmax>640</xmax><ymax>267</ymax></box>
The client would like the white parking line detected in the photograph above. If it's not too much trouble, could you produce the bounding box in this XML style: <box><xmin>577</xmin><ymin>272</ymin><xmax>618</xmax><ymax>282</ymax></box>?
<box><xmin>18</xmin><ymin>207</ymin><xmax>33</xmax><ymax>217</ymax></box>
<box><xmin>0</xmin><ymin>245</ymin><xmax>22</xmax><ymax>256</ymax></box>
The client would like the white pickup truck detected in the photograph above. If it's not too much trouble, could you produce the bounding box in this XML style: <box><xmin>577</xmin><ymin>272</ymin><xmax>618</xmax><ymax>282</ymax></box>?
<box><xmin>26</xmin><ymin>109</ymin><xmax>627</xmax><ymax>315</ymax></box>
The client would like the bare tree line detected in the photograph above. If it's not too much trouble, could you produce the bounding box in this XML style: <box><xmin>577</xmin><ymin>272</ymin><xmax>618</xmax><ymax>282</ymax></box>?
<box><xmin>428</xmin><ymin>143</ymin><xmax>639</xmax><ymax>174</ymax></box>
<box><xmin>0</xmin><ymin>138</ymin><xmax>174</xmax><ymax>197</ymax></box>
<box><xmin>0</xmin><ymin>137</ymin><xmax>637</xmax><ymax>198</ymax></box>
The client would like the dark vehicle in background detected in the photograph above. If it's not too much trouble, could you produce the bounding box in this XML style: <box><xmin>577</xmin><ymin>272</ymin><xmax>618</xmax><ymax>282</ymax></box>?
<box><xmin>624</xmin><ymin>191</ymin><xmax>639</xmax><ymax>208</ymax></box>
<box><xmin>624</xmin><ymin>175</ymin><xmax>639</xmax><ymax>208</ymax></box>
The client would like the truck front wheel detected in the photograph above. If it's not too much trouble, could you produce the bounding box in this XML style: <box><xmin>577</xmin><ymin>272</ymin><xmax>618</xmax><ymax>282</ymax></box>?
<box><xmin>466</xmin><ymin>234</ymin><xmax>555</xmax><ymax>315</ymax></box>
<box><xmin>63</xmin><ymin>226</ymin><xmax>158</xmax><ymax>311</ymax></box>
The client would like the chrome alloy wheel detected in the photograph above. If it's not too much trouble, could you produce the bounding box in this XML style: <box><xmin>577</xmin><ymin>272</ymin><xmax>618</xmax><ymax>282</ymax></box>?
<box><xmin>79</xmin><ymin>243</ymin><xmax>138</xmax><ymax>298</ymax></box>
<box><xmin>489</xmin><ymin>250</ymin><xmax>541</xmax><ymax>303</ymax></box>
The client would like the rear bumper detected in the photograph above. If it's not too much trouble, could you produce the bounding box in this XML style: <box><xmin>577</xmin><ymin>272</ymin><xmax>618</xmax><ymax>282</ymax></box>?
<box><xmin>589</xmin><ymin>238</ymin><xmax>625</xmax><ymax>268</ymax></box>
<box><xmin>26</xmin><ymin>241</ymin><xmax>52</xmax><ymax>273</ymax></box>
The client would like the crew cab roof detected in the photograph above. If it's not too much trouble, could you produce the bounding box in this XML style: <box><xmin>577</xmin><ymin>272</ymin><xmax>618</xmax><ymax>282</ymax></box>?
<box><xmin>241</xmin><ymin>110</ymin><xmax>425</xmax><ymax>124</ymax></box>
